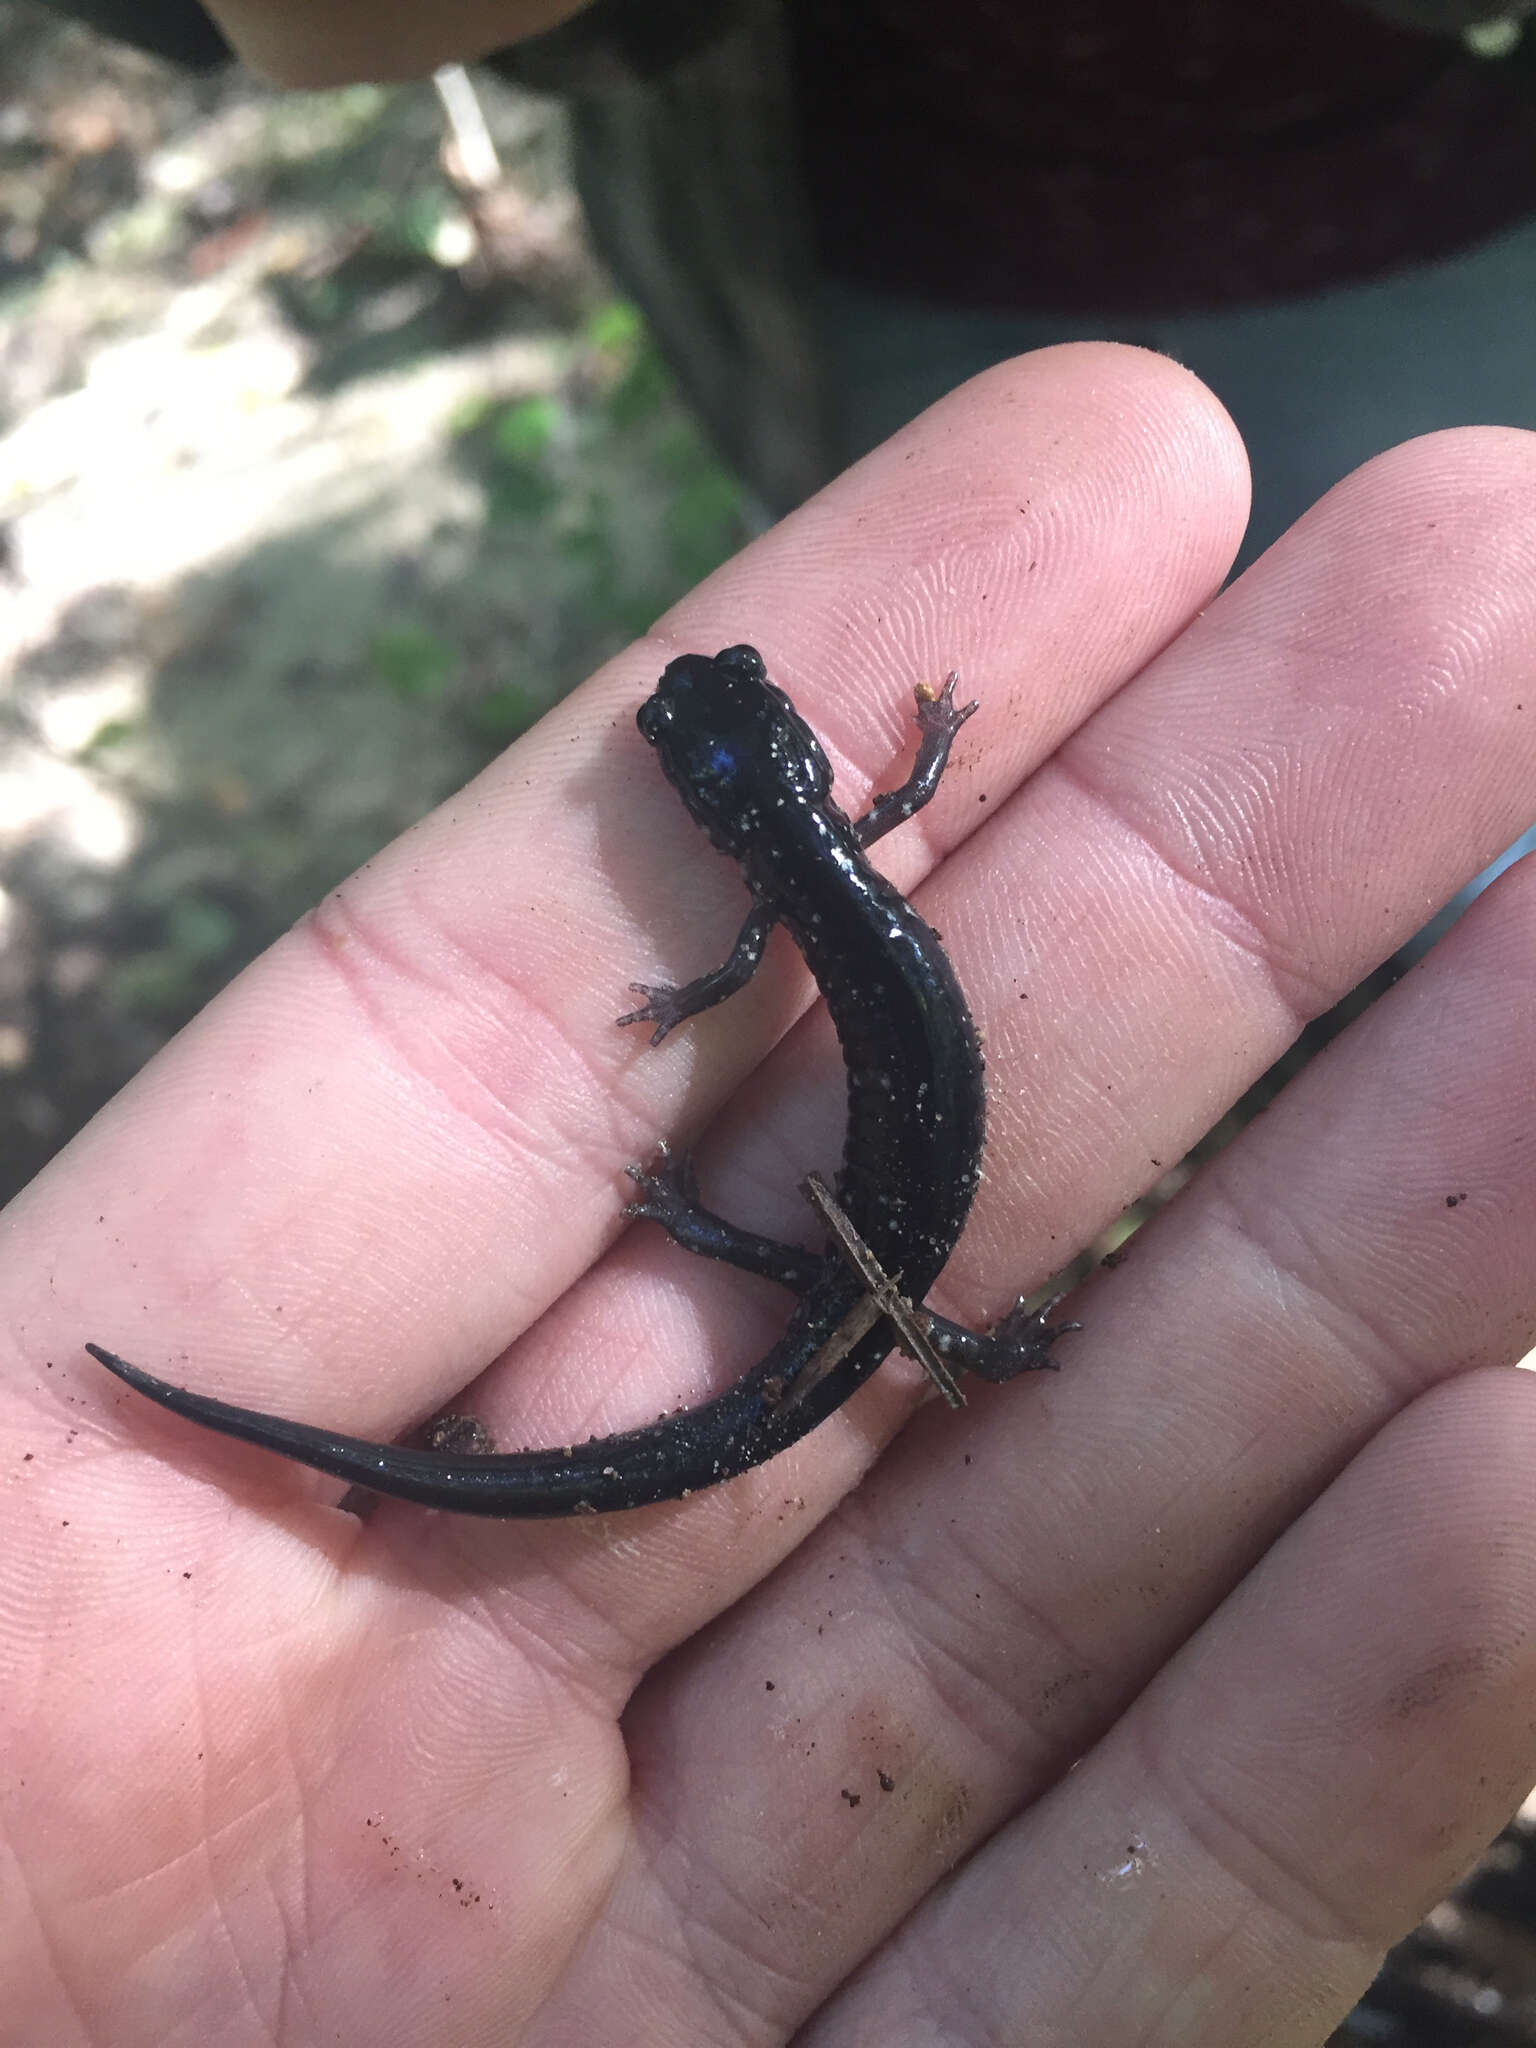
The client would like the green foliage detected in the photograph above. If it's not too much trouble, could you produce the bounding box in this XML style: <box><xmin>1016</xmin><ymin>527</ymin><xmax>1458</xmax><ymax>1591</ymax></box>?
<box><xmin>602</xmin><ymin>338</ymin><xmax>672</xmax><ymax>431</ymax></box>
<box><xmin>664</xmin><ymin>456</ymin><xmax>744</xmax><ymax>587</ymax></box>
<box><xmin>80</xmin><ymin>717</ymin><xmax>140</xmax><ymax>759</ymax></box>
<box><xmin>397</xmin><ymin>186</ymin><xmax>460</xmax><ymax>259</ymax></box>
<box><xmin>491</xmin><ymin>396</ymin><xmax>558</xmax><ymax>464</ymax></box>
<box><xmin>584</xmin><ymin>301</ymin><xmax>644</xmax><ymax>353</ymax></box>
<box><xmin>445</xmin><ymin>301</ymin><xmax>745</xmax><ymax>678</ymax></box>
<box><xmin>262</xmin><ymin>84</ymin><xmax>391</xmax><ymax>165</ymax></box>
<box><xmin>446</xmin><ymin>390</ymin><xmax>497</xmax><ymax>436</ymax></box>
<box><xmin>584</xmin><ymin>299</ymin><xmax>672</xmax><ymax>429</ymax></box>
<box><xmin>480</xmin><ymin>396</ymin><xmax>562</xmax><ymax>521</ymax></box>
<box><xmin>112</xmin><ymin>894</ymin><xmax>239</xmax><ymax>1018</ymax></box>
<box><xmin>367</xmin><ymin>622</ymin><xmax>455</xmax><ymax>700</ymax></box>
<box><xmin>166</xmin><ymin>895</ymin><xmax>239</xmax><ymax>963</ymax></box>
<box><xmin>112</xmin><ymin>952</ymin><xmax>198</xmax><ymax>1016</ymax></box>
<box><xmin>487</xmin><ymin>465</ymin><xmax>559</xmax><ymax>523</ymax></box>
<box><xmin>467</xmin><ymin>683</ymin><xmax>536</xmax><ymax>743</ymax></box>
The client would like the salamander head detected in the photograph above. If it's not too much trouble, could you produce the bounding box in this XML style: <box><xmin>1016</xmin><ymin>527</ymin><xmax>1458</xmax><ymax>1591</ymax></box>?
<box><xmin>638</xmin><ymin>645</ymin><xmax>832</xmax><ymax>851</ymax></box>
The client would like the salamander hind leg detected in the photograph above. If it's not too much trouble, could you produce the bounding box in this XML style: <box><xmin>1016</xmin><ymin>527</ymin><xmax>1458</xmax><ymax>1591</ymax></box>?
<box><xmin>623</xmin><ymin>1144</ymin><xmax>828</xmax><ymax>1292</ymax></box>
<box><xmin>923</xmin><ymin>1292</ymin><xmax>1081</xmax><ymax>1383</ymax></box>
<box><xmin>970</xmin><ymin>1293</ymin><xmax>1080</xmax><ymax>1382</ymax></box>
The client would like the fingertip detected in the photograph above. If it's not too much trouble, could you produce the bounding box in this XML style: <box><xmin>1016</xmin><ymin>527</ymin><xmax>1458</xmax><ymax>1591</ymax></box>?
<box><xmin>848</xmin><ymin>337</ymin><xmax>1253</xmax><ymax>580</ymax></box>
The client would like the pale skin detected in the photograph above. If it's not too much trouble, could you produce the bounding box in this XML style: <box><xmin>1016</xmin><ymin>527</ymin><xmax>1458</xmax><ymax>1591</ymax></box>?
<box><xmin>6</xmin><ymin>344</ymin><xmax>1536</xmax><ymax>2045</ymax></box>
<box><xmin>199</xmin><ymin>0</ymin><xmax>590</xmax><ymax>84</ymax></box>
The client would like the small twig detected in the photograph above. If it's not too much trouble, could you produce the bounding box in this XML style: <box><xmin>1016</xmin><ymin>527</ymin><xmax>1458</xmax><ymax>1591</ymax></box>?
<box><xmin>765</xmin><ymin>1289</ymin><xmax>887</xmax><ymax>1412</ymax></box>
<box><xmin>799</xmin><ymin>1173</ymin><xmax>967</xmax><ymax>1408</ymax></box>
<box><xmin>433</xmin><ymin>64</ymin><xmax>501</xmax><ymax>191</ymax></box>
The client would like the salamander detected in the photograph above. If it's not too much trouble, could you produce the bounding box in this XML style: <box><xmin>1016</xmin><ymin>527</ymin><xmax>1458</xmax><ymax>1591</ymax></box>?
<box><xmin>87</xmin><ymin>645</ymin><xmax>1071</xmax><ymax>1515</ymax></box>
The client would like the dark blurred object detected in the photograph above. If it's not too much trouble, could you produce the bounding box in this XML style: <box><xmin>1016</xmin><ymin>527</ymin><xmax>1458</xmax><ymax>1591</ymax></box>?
<box><xmin>490</xmin><ymin>0</ymin><xmax>747</xmax><ymax>86</ymax></box>
<box><xmin>490</xmin><ymin>0</ymin><xmax>828</xmax><ymax>515</ymax></box>
<box><xmin>33</xmin><ymin>0</ymin><xmax>229</xmax><ymax>68</ymax></box>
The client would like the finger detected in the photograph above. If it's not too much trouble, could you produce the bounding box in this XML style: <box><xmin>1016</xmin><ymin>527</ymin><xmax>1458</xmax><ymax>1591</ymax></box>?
<box><xmin>522</xmin><ymin>440</ymin><xmax>1536</xmax><ymax>2035</ymax></box>
<box><xmin>806</xmin><ymin>1365</ymin><xmax>1536</xmax><ymax>2046</ymax></box>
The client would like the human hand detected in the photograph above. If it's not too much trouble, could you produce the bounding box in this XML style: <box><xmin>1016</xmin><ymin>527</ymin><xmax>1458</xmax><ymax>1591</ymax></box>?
<box><xmin>6</xmin><ymin>344</ymin><xmax>1536</xmax><ymax>2045</ymax></box>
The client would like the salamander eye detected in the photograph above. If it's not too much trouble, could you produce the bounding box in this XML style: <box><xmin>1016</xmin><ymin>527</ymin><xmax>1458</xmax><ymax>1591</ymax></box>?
<box><xmin>714</xmin><ymin>644</ymin><xmax>767</xmax><ymax>684</ymax></box>
<box><xmin>637</xmin><ymin>695</ymin><xmax>671</xmax><ymax>744</ymax></box>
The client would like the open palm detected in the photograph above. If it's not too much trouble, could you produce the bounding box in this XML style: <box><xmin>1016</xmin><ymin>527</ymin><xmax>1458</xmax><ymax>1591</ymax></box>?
<box><xmin>6</xmin><ymin>343</ymin><xmax>1536</xmax><ymax>2047</ymax></box>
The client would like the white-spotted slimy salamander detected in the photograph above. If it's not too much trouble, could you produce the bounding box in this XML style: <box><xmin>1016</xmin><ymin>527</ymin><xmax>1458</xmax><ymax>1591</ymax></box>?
<box><xmin>87</xmin><ymin>646</ymin><xmax>1072</xmax><ymax>1515</ymax></box>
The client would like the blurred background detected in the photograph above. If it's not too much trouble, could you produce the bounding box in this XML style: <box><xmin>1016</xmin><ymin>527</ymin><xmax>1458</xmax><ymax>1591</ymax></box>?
<box><xmin>3</xmin><ymin>5</ymin><xmax>1536</xmax><ymax>2040</ymax></box>
<box><xmin>0</xmin><ymin>0</ymin><xmax>749</xmax><ymax>1205</ymax></box>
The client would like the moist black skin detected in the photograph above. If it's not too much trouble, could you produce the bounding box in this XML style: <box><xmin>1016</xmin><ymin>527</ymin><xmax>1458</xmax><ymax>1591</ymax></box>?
<box><xmin>87</xmin><ymin>645</ymin><xmax>1070</xmax><ymax>1517</ymax></box>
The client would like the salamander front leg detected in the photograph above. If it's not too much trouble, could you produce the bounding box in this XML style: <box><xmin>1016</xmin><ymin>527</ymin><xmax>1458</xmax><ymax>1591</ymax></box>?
<box><xmin>856</xmin><ymin>672</ymin><xmax>978</xmax><ymax>848</ymax></box>
<box><xmin>617</xmin><ymin>903</ymin><xmax>777</xmax><ymax>1045</ymax></box>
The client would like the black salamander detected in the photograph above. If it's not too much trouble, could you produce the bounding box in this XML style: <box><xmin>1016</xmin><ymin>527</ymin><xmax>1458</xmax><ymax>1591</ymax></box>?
<box><xmin>87</xmin><ymin>646</ymin><xmax>1071</xmax><ymax>1515</ymax></box>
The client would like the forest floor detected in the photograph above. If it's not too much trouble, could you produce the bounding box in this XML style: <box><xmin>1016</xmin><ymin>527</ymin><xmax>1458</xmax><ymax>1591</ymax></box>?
<box><xmin>0</xmin><ymin>1</ymin><xmax>747</xmax><ymax>1202</ymax></box>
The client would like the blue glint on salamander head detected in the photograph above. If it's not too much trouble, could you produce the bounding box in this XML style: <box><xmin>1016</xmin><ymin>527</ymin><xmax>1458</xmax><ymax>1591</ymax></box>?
<box><xmin>638</xmin><ymin>645</ymin><xmax>832</xmax><ymax>853</ymax></box>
